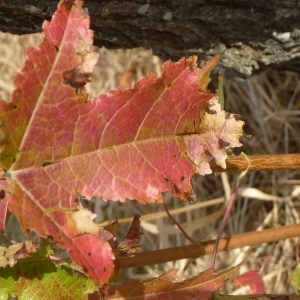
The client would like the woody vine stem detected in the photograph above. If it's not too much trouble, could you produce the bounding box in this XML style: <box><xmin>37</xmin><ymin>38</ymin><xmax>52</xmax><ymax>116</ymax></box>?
<box><xmin>210</xmin><ymin>153</ymin><xmax>300</xmax><ymax>173</ymax></box>
<box><xmin>116</xmin><ymin>153</ymin><xmax>300</xmax><ymax>269</ymax></box>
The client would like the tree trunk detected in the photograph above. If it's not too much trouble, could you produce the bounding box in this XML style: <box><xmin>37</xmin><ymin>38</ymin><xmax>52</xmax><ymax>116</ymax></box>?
<box><xmin>1</xmin><ymin>0</ymin><xmax>300</xmax><ymax>79</ymax></box>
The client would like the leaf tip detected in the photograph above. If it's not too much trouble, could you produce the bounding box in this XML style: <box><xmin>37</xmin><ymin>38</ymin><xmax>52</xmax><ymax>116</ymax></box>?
<box><xmin>197</xmin><ymin>55</ymin><xmax>220</xmax><ymax>92</ymax></box>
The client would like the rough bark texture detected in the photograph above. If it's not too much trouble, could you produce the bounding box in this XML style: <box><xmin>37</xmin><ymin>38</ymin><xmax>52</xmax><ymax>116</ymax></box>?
<box><xmin>0</xmin><ymin>0</ymin><xmax>300</xmax><ymax>78</ymax></box>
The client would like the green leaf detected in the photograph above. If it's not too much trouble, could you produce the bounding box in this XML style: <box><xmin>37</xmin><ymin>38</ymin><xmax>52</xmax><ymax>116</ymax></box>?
<box><xmin>0</xmin><ymin>242</ymin><xmax>97</xmax><ymax>299</ymax></box>
<box><xmin>290</xmin><ymin>263</ymin><xmax>300</xmax><ymax>294</ymax></box>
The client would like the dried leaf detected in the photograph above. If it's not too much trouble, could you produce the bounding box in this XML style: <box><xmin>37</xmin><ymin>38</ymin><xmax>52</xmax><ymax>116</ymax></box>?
<box><xmin>114</xmin><ymin>214</ymin><xmax>143</xmax><ymax>257</ymax></box>
<box><xmin>184</xmin><ymin>98</ymin><xmax>243</xmax><ymax>174</ymax></box>
<box><xmin>0</xmin><ymin>236</ymin><xmax>41</xmax><ymax>267</ymax></box>
<box><xmin>107</xmin><ymin>262</ymin><xmax>243</xmax><ymax>300</ymax></box>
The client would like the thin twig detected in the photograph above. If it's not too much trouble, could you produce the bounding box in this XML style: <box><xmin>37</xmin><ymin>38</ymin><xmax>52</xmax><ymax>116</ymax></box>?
<box><xmin>211</xmin><ymin>179</ymin><xmax>239</xmax><ymax>270</ymax></box>
<box><xmin>211</xmin><ymin>153</ymin><xmax>250</xmax><ymax>271</ymax></box>
<box><xmin>162</xmin><ymin>202</ymin><xmax>199</xmax><ymax>245</ymax></box>
<box><xmin>209</xmin><ymin>153</ymin><xmax>300</xmax><ymax>173</ymax></box>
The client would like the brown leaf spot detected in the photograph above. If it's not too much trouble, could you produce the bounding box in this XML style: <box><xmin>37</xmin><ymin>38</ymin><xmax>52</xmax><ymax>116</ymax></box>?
<box><xmin>234</xmin><ymin>114</ymin><xmax>242</xmax><ymax>121</ymax></box>
<box><xmin>63</xmin><ymin>67</ymin><xmax>91</xmax><ymax>90</ymax></box>
<box><xmin>180</xmin><ymin>175</ymin><xmax>185</xmax><ymax>182</ymax></box>
<box><xmin>63</xmin><ymin>51</ymin><xmax>98</xmax><ymax>94</ymax></box>
<box><xmin>204</xmin><ymin>101</ymin><xmax>217</xmax><ymax>115</ymax></box>
<box><xmin>41</xmin><ymin>161</ymin><xmax>54</xmax><ymax>167</ymax></box>
<box><xmin>219</xmin><ymin>138</ymin><xmax>230</xmax><ymax>149</ymax></box>
<box><xmin>205</xmin><ymin>108</ymin><xmax>217</xmax><ymax>115</ymax></box>
<box><xmin>173</xmin><ymin>184</ymin><xmax>180</xmax><ymax>194</ymax></box>
<box><xmin>0</xmin><ymin>190</ymin><xmax>5</xmax><ymax>200</ymax></box>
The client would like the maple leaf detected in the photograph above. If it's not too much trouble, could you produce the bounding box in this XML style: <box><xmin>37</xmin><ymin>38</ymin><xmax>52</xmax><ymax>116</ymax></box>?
<box><xmin>106</xmin><ymin>263</ymin><xmax>243</xmax><ymax>300</ymax></box>
<box><xmin>0</xmin><ymin>0</ymin><xmax>114</xmax><ymax>286</ymax></box>
<box><xmin>0</xmin><ymin>241</ymin><xmax>97</xmax><ymax>299</ymax></box>
<box><xmin>0</xmin><ymin>180</ymin><xmax>8</xmax><ymax>232</ymax></box>
<box><xmin>0</xmin><ymin>0</ymin><xmax>244</xmax><ymax>286</ymax></box>
<box><xmin>234</xmin><ymin>270</ymin><xmax>266</xmax><ymax>295</ymax></box>
<box><xmin>234</xmin><ymin>270</ymin><xmax>266</xmax><ymax>294</ymax></box>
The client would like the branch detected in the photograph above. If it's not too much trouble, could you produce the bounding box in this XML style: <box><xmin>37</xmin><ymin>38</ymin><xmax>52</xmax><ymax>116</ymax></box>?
<box><xmin>210</xmin><ymin>153</ymin><xmax>300</xmax><ymax>173</ymax></box>
<box><xmin>1</xmin><ymin>0</ymin><xmax>300</xmax><ymax>78</ymax></box>
<box><xmin>117</xmin><ymin>154</ymin><xmax>300</xmax><ymax>269</ymax></box>
<box><xmin>118</xmin><ymin>223</ymin><xmax>300</xmax><ymax>269</ymax></box>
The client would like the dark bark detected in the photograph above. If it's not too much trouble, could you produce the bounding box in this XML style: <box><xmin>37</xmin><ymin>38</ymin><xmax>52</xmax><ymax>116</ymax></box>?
<box><xmin>1</xmin><ymin>0</ymin><xmax>300</xmax><ymax>78</ymax></box>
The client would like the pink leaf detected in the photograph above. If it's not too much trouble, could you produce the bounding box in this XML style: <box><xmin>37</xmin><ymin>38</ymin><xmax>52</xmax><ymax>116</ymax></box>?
<box><xmin>234</xmin><ymin>270</ymin><xmax>266</xmax><ymax>294</ymax></box>
<box><xmin>107</xmin><ymin>263</ymin><xmax>243</xmax><ymax>300</ymax></box>
<box><xmin>0</xmin><ymin>0</ymin><xmax>113</xmax><ymax>285</ymax></box>
<box><xmin>0</xmin><ymin>180</ymin><xmax>8</xmax><ymax>233</ymax></box>
<box><xmin>0</xmin><ymin>0</ymin><xmax>244</xmax><ymax>286</ymax></box>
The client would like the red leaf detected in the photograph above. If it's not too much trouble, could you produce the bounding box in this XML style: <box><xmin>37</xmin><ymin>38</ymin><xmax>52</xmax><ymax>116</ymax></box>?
<box><xmin>0</xmin><ymin>180</ymin><xmax>8</xmax><ymax>233</ymax></box>
<box><xmin>234</xmin><ymin>270</ymin><xmax>266</xmax><ymax>294</ymax></box>
<box><xmin>0</xmin><ymin>0</ymin><xmax>113</xmax><ymax>285</ymax></box>
<box><xmin>107</xmin><ymin>263</ymin><xmax>243</xmax><ymax>300</ymax></box>
<box><xmin>114</xmin><ymin>214</ymin><xmax>143</xmax><ymax>257</ymax></box>
<box><xmin>0</xmin><ymin>0</ymin><xmax>244</xmax><ymax>286</ymax></box>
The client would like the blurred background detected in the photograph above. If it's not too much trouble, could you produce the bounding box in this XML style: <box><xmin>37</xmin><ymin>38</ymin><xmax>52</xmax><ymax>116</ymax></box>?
<box><xmin>1</xmin><ymin>31</ymin><xmax>300</xmax><ymax>295</ymax></box>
